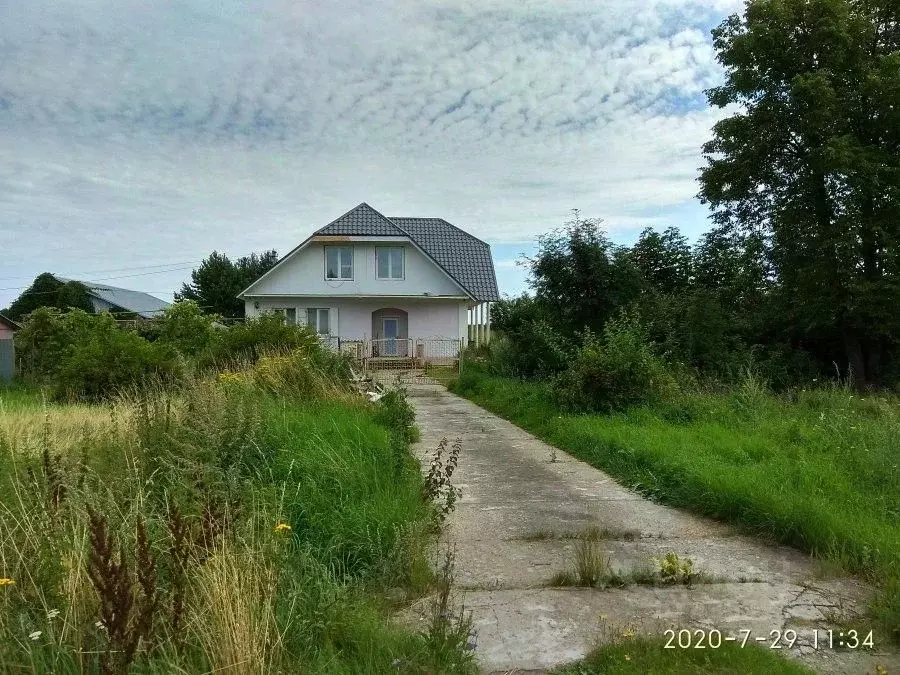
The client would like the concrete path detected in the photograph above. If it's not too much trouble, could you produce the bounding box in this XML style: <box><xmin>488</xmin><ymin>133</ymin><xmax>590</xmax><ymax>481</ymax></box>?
<box><xmin>405</xmin><ymin>385</ymin><xmax>899</xmax><ymax>675</ymax></box>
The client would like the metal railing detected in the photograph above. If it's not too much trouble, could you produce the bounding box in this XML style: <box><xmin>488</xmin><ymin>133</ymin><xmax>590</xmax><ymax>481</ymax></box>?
<box><xmin>327</xmin><ymin>338</ymin><xmax>462</xmax><ymax>372</ymax></box>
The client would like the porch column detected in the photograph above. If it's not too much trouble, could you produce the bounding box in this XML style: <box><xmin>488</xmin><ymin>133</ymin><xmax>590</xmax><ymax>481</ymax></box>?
<box><xmin>485</xmin><ymin>302</ymin><xmax>491</xmax><ymax>344</ymax></box>
<box><xmin>474</xmin><ymin>303</ymin><xmax>481</xmax><ymax>347</ymax></box>
<box><xmin>479</xmin><ymin>303</ymin><xmax>485</xmax><ymax>346</ymax></box>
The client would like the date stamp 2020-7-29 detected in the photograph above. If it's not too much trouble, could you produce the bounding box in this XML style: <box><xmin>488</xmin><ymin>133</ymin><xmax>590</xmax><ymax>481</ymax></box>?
<box><xmin>663</xmin><ymin>627</ymin><xmax>876</xmax><ymax>651</ymax></box>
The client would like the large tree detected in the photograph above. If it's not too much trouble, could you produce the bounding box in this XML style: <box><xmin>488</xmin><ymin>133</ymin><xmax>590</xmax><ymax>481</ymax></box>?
<box><xmin>527</xmin><ymin>211</ymin><xmax>642</xmax><ymax>338</ymax></box>
<box><xmin>3</xmin><ymin>273</ymin><xmax>94</xmax><ymax>322</ymax></box>
<box><xmin>177</xmin><ymin>250</ymin><xmax>279</xmax><ymax>318</ymax></box>
<box><xmin>699</xmin><ymin>0</ymin><xmax>900</xmax><ymax>388</ymax></box>
<box><xmin>630</xmin><ymin>226</ymin><xmax>694</xmax><ymax>294</ymax></box>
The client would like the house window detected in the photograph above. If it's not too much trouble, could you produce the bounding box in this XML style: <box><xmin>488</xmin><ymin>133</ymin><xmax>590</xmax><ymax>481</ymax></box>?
<box><xmin>325</xmin><ymin>246</ymin><xmax>353</xmax><ymax>280</ymax></box>
<box><xmin>307</xmin><ymin>308</ymin><xmax>330</xmax><ymax>335</ymax></box>
<box><xmin>376</xmin><ymin>247</ymin><xmax>404</xmax><ymax>279</ymax></box>
<box><xmin>270</xmin><ymin>308</ymin><xmax>296</xmax><ymax>325</ymax></box>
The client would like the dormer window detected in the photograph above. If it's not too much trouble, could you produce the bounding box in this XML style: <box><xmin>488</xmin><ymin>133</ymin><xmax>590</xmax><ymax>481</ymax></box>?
<box><xmin>376</xmin><ymin>247</ymin><xmax>404</xmax><ymax>280</ymax></box>
<box><xmin>325</xmin><ymin>246</ymin><xmax>353</xmax><ymax>280</ymax></box>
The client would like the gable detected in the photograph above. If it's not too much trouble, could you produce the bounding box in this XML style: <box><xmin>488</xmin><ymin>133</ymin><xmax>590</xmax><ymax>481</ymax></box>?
<box><xmin>243</xmin><ymin>240</ymin><xmax>468</xmax><ymax>298</ymax></box>
<box><xmin>241</xmin><ymin>203</ymin><xmax>500</xmax><ymax>301</ymax></box>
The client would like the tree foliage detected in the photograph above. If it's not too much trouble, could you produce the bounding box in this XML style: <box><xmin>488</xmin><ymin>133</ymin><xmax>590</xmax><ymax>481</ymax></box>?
<box><xmin>528</xmin><ymin>211</ymin><xmax>642</xmax><ymax>338</ymax></box>
<box><xmin>699</xmin><ymin>0</ymin><xmax>900</xmax><ymax>388</ymax></box>
<box><xmin>176</xmin><ymin>250</ymin><xmax>279</xmax><ymax>318</ymax></box>
<box><xmin>630</xmin><ymin>227</ymin><xmax>693</xmax><ymax>294</ymax></box>
<box><xmin>3</xmin><ymin>273</ymin><xmax>94</xmax><ymax>322</ymax></box>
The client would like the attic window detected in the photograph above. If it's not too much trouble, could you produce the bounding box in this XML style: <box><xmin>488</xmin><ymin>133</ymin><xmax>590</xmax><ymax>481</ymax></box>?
<box><xmin>376</xmin><ymin>247</ymin><xmax>404</xmax><ymax>280</ymax></box>
<box><xmin>325</xmin><ymin>246</ymin><xmax>353</xmax><ymax>280</ymax></box>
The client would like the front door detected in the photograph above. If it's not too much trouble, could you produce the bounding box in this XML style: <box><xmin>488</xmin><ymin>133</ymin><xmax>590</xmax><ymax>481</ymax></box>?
<box><xmin>383</xmin><ymin>317</ymin><xmax>399</xmax><ymax>355</ymax></box>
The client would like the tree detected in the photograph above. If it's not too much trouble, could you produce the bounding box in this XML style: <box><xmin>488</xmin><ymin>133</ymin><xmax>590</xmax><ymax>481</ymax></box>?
<box><xmin>527</xmin><ymin>211</ymin><xmax>642</xmax><ymax>338</ymax></box>
<box><xmin>630</xmin><ymin>226</ymin><xmax>694</xmax><ymax>293</ymax></box>
<box><xmin>699</xmin><ymin>0</ymin><xmax>900</xmax><ymax>389</ymax></box>
<box><xmin>177</xmin><ymin>250</ymin><xmax>278</xmax><ymax>318</ymax></box>
<box><xmin>4</xmin><ymin>273</ymin><xmax>94</xmax><ymax>322</ymax></box>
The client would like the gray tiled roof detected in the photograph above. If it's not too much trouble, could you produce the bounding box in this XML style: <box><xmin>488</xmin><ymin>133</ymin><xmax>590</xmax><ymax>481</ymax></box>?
<box><xmin>390</xmin><ymin>218</ymin><xmax>500</xmax><ymax>302</ymax></box>
<box><xmin>317</xmin><ymin>203</ymin><xmax>405</xmax><ymax>237</ymax></box>
<box><xmin>313</xmin><ymin>203</ymin><xmax>500</xmax><ymax>302</ymax></box>
<box><xmin>55</xmin><ymin>277</ymin><xmax>171</xmax><ymax>319</ymax></box>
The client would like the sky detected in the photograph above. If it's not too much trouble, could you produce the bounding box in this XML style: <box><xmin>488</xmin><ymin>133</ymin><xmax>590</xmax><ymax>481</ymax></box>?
<box><xmin>0</xmin><ymin>0</ymin><xmax>743</xmax><ymax>310</ymax></box>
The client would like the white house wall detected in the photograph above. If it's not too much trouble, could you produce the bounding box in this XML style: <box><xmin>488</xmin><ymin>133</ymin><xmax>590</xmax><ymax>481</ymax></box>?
<box><xmin>245</xmin><ymin>241</ymin><xmax>465</xmax><ymax>298</ymax></box>
<box><xmin>246</xmin><ymin>297</ymin><xmax>470</xmax><ymax>340</ymax></box>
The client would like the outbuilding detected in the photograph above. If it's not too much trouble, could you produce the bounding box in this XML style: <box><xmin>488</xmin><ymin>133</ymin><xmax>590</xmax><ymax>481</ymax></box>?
<box><xmin>0</xmin><ymin>313</ymin><xmax>19</xmax><ymax>383</ymax></box>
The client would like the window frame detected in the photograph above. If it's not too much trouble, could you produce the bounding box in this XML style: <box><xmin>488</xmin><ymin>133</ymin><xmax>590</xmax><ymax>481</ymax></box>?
<box><xmin>270</xmin><ymin>307</ymin><xmax>296</xmax><ymax>325</ymax></box>
<box><xmin>375</xmin><ymin>246</ymin><xmax>405</xmax><ymax>280</ymax></box>
<box><xmin>324</xmin><ymin>246</ymin><xmax>354</xmax><ymax>281</ymax></box>
<box><xmin>306</xmin><ymin>307</ymin><xmax>331</xmax><ymax>335</ymax></box>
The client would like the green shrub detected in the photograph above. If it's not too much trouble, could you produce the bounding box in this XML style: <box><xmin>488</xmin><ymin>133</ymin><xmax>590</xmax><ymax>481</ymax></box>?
<box><xmin>54</xmin><ymin>316</ymin><xmax>182</xmax><ymax>400</ymax></box>
<box><xmin>15</xmin><ymin>308</ymin><xmax>182</xmax><ymax>400</ymax></box>
<box><xmin>487</xmin><ymin>320</ymin><xmax>572</xmax><ymax>378</ymax></box>
<box><xmin>14</xmin><ymin>307</ymin><xmax>93</xmax><ymax>379</ymax></box>
<box><xmin>210</xmin><ymin>313</ymin><xmax>321</xmax><ymax>365</ymax></box>
<box><xmin>155</xmin><ymin>300</ymin><xmax>220</xmax><ymax>358</ymax></box>
<box><xmin>555</xmin><ymin>312</ymin><xmax>677</xmax><ymax>412</ymax></box>
<box><xmin>373</xmin><ymin>388</ymin><xmax>418</xmax><ymax>443</ymax></box>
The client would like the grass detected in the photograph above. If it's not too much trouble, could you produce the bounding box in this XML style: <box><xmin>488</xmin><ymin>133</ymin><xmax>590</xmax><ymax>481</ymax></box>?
<box><xmin>0</xmin><ymin>353</ymin><xmax>475</xmax><ymax>672</ymax></box>
<box><xmin>450</xmin><ymin>366</ymin><xmax>900</xmax><ymax>643</ymax></box>
<box><xmin>552</xmin><ymin>637</ymin><xmax>814</xmax><ymax>674</ymax></box>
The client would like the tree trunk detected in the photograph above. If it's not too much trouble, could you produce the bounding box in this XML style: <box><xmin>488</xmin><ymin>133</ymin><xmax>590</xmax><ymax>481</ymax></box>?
<box><xmin>865</xmin><ymin>338</ymin><xmax>883</xmax><ymax>387</ymax></box>
<box><xmin>842</xmin><ymin>327</ymin><xmax>867</xmax><ymax>392</ymax></box>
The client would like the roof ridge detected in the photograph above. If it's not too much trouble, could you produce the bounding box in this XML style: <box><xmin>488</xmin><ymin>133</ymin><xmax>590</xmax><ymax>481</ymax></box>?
<box><xmin>316</xmin><ymin>202</ymin><xmax>397</xmax><ymax>234</ymax></box>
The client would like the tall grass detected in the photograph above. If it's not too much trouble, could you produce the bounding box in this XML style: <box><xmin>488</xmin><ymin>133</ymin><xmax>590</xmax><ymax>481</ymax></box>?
<box><xmin>450</xmin><ymin>366</ymin><xmax>900</xmax><ymax>643</ymax></box>
<box><xmin>0</xmin><ymin>351</ymin><xmax>473</xmax><ymax>672</ymax></box>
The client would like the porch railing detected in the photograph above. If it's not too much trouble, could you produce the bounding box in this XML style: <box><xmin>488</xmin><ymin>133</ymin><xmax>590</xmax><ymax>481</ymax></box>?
<box><xmin>328</xmin><ymin>338</ymin><xmax>462</xmax><ymax>369</ymax></box>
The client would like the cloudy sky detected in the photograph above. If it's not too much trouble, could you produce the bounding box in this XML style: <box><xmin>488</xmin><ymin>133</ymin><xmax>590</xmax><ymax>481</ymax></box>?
<box><xmin>0</xmin><ymin>0</ymin><xmax>741</xmax><ymax>310</ymax></box>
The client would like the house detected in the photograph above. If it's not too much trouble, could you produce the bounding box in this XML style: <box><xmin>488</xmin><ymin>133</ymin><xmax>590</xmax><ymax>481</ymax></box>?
<box><xmin>239</xmin><ymin>203</ymin><xmax>500</xmax><ymax>358</ymax></box>
<box><xmin>0</xmin><ymin>313</ymin><xmax>19</xmax><ymax>382</ymax></box>
<box><xmin>54</xmin><ymin>277</ymin><xmax>171</xmax><ymax>319</ymax></box>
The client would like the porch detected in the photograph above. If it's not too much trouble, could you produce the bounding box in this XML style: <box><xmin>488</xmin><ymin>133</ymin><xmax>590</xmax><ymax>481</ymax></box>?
<box><xmin>335</xmin><ymin>337</ymin><xmax>462</xmax><ymax>371</ymax></box>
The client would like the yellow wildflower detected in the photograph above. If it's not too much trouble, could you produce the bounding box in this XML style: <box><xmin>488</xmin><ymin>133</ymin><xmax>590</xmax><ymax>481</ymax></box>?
<box><xmin>621</xmin><ymin>627</ymin><xmax>636</xmax><ymax>639</ymax></box>
<box><xmin>274</xmin><ymin>522</ymin><xmax>292</xmax><ymax>533</ymax></box>
<box><xmin>0</xmin><ymin>578</ymin><xmax>14</xmax><ymax>586</ymax></box>
<box><xmin>624</xmin><ymin>654</ymin><xmax>631</xmax><ymax>661</ymax></box>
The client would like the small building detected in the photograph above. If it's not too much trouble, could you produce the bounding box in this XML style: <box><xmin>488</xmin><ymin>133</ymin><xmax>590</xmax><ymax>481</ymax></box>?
<box><xmin>239</xmin><ymin>203</ymin><xmax>500</xmax><ymax>362</ymax></box>
<box><xmin>0</xmin><ymin>313</ymin><xmax>19</xmax><ymax>383</ymax></box>
<box><xmin>54</xmin><ymin>277</ymin><xmax>171</xmax><ymax>319</ymax></box>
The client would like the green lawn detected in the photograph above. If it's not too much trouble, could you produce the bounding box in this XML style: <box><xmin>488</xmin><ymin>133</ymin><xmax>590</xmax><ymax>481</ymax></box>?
<box><xmin>0</xmin><ymin>383</ymin><xmax>45</xmax><ymax>411</ymax></box>
<box><xmin>553</xmin><ymin>638</ymin><xmax>813</xmax><ymax>674</ymax></box>
<box><xmin>450</xmin><ymin>367</ymin><xmax>900</xmax><ymax>643</ymax></box>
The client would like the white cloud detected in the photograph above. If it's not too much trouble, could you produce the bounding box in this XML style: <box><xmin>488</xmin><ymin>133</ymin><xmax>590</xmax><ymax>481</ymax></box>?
<box><xmin>0</xmin><ymin>0</ymin><xmax>743</xmax><ymax>305</ymax></box>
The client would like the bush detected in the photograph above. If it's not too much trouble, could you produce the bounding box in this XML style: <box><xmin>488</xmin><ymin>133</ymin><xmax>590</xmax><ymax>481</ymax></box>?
<box><xmin>210</xmin><ymin>314</ymin><xmax>322</xmax><ymax>365</ymax></box>
<box><xmin>54</xmin><ymin>316</ymin><xmax>182</xmax><ymax>400</ymax></box>
<box><xmin>555</xmin><ymin>311</ymin><xmax>677</xmax><ymax>412</ymax></box>
<box><xmin>155</xmin><ymin>300</ymin><xmax>220</xmax><ymax>358</ymax></box>
<box><xmin>487</xmin><ymin>320</ymin><xmax>572</xmax><ymax>378</ymax></box>
<box><xmin>15</xmin><ymin>308</ymin><xmax>181</xmax><ymax>400</ymax></box>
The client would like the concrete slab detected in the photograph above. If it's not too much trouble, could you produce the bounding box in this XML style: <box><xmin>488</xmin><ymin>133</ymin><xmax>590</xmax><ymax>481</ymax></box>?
<box><xmin>405</xmin><ymin>385</ymin><xmax>899</xmax><ymax>674</ymax></box>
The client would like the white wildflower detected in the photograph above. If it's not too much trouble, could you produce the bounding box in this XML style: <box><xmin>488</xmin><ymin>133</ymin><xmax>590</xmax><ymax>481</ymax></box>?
<box><xmin>28</xmin><ymin>630</ymin><xmax>42</xmax><ymax>641</ymax></box>
<box><xmin>46</xmin><ymin>609</ymin><xmax>60</xmax><ymax>620</ymax></box>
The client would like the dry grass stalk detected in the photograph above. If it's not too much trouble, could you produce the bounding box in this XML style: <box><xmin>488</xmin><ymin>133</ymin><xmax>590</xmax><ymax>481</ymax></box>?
<box><xmin>192</xmin><ymin>546</ymin><xmax>279</xmax><ymax>674</ymax></box>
